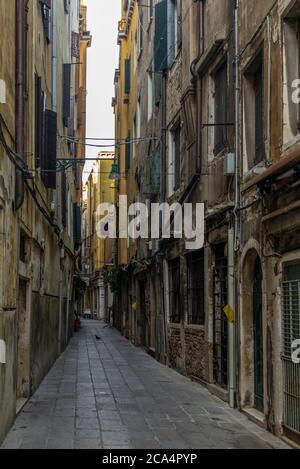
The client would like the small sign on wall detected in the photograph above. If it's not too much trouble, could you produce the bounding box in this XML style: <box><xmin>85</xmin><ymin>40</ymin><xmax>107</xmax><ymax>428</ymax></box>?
<box><xmin>0</xmin><ymin>339</ymin><xmax>6</xmax><ymax>364</ymax></box>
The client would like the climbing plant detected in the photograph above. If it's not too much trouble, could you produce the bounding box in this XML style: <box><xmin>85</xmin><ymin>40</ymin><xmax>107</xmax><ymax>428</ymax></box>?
<box><xmin>101</xmin><ymin>265</ymin><xmax>120</xmax><ymax>294</ymax></box>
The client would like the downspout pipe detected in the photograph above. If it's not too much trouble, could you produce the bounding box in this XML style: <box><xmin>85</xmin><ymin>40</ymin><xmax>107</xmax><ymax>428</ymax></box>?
<box><xmin>234</xmin><ymin>0</ymin><xmax>240</xmax><ymax>251</ymax></box>
<box><xmin>228</xmin><ymin>0</ymin><xmax>240</xmax><ymax>409</ymax></box>
<box><xmin>15</xmin><ymin>0</ymin><xmax>26</xmax><ymax>210</ymax></box>
<box><xmin>51</xmin><ymin>0</ymin><xmax>57</xmax><ymax>113</ymax></box>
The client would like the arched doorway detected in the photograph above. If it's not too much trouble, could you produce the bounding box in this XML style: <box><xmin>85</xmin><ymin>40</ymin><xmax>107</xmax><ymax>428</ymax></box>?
<box><xmin>253</xmin><ymin>257</ymin><xmax>264</xmax><ymax>412</ymax></box>
<box><xmin>240</xmin><ymin>247</ymin><xmax>265</xmax><ymax>413</ymax></box>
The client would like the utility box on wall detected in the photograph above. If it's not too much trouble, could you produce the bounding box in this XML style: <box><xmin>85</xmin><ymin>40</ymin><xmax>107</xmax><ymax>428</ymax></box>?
<box><xmin>224</xmin><ymin>152</ymin><xmax>235</xmax><ymax>176</ymax></box>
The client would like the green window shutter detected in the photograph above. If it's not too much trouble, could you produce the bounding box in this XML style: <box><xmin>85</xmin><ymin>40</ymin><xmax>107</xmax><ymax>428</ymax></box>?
<box><xmin>125</xmin><ymin>133</ymin><xmax>131</xmax><ymax>172</ymax></box>
<box><xmin>154</xmin><ymin>0</ymin><xmax>168</xmax><ymax>73</ymax></box>
<box><xmin>73</xmin><ymin>204</ymin><xmax>81</xmax><ymax>247</ymax></box>
<box><xmin>43</xmin><ymin>109</ymin><xmax>57</xmax><ymax>190</ymax></box>
<box><xmin>124</xmin><ymin>58</ymin><xmax>131</xmax><ymax>94</ymax></box>
<box><xmin>144</xmin><ymin>148</ymin><xmax>161</xmax><ymax>196</ymax></box>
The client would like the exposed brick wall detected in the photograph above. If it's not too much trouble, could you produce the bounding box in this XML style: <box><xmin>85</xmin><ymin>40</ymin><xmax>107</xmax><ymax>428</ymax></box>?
<box><xmin>168</xmin><ymin>327</ymin><xmax>183</xmax><ymax>371</ymax></box>
<box><xmin>185</xmin><ymin>328</ymin><xmax>207</xmax><ymax>382</ymax></box>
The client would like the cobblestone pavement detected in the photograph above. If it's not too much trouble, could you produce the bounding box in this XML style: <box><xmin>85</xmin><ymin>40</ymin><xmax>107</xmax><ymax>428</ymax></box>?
<box><xmin>1</xmin><ymin>321</ymin><xmax>289</xmax><ymax>450</ymax></box>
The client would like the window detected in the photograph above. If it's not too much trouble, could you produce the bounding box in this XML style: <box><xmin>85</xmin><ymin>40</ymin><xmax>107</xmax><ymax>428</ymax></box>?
<box><xmin>154</xmin><ymin>0</ymin><xmax>181</xmax><ymax>72</ymax></box>
<box><xmin>282</xmin><ymin>263</ymin><xmax>300</xmax><ymax>359</ymax></box>
<box><xmin>282</xmin><ymin>262</ymin><xmax>300</xmax><ymax>434</ymax></box>
<box><xmin>147</xmin><ymin>71</ymin><xmax>153</xmax><ymax>121</ymax></box>
<box><xmin>169</xmin><ymin>258</ymin><xmax>181</xmax><ymax>323</ymax></box>
<box><xmin>35</xmin><ymin>74</ymin><xmax>44</xmax><ymax>168</ymax></box>
<box><xmin>42</xmin><ymin>109</ymin><xmax>57</xmax><ymax>189</ymax></box>
<box><xmin>61</xmin><ymin>172</ymin><xmax>67</xmax><ymax>228</ymax></box>
<box><xmin>20</xmin><ymin>230</ymin><xmax>27</xmax><ymax>263</ymax></box>
<box><xmin>134</xmin><ymin>33</ymin><xmax>137</xmax><ymax>72</ymax></box>
<box><xmin>125</xmin><ymin>132</ymin><xmax>131</xmax><ymax>172</ymax></box>
<box><xmin>171</xmin><ymin>0</ymin><xmax>182</xmax><ymax>58</ymax></box>
<box><xmin>244</xmin><ymin>52</ymin><xmax>265</xmax><ymax>169</ymax></box>
<box><xmin>214</xmin><ymin>61</ymin><xmax>228</xmax><ymax>155</ymax></box>
<box><xmin>283</xmin><ymin>4</ymin><xmax>300</xmax><ymax>143</ymax></box>
<box><xmin>136</xmin><ymin>98</ymin><xmax>141</xmax><ymax>140</ymax></box>
<box><xmin>154</xmin><ymin>0</ymin><xmax>168</xmax><ymax>72</ymax></box>
<box><xmin>137</xmin><ymin>11</ymin><xmax>144</xmax><ymax>58</ymax></box>
<box><xmin>148</xmin><ymin>0</ymin><xmax>154</xmax><ymax>20</ymax></box>
<box><xmin>124</xmin><ymin>57</ymin><xmax>131</xmax><ymax>94</ymax></box>
<box><xmin>40</xmin><ymin>1</ymin><xmax>51</xmax><ymax>43</ymax></box>
<box><xmin>168</xmin><ymin>122</ymin><xmax>181</xmax><ymax>197</ymax></box>
<box><xmin>187</xmin><ymin>251</ymin><xmax>205</xmax><ymax>325</ymax></box>
<box><xmin>63</xmin><ymin>64</ymin><xmax>71</xmax><ymax>127</ymax></box>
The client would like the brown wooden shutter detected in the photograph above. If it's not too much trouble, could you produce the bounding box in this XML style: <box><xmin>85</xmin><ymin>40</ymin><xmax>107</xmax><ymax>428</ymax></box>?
<box><xmin>35</xmin><ymin>75</ymin><xmax>44</xmax><ymax>168</ymax></box>
<box><xmin>254</xmin><ymin>62</ymin><xmax>265</xmax><ymax>164</ymax></box>
<box><xmin>63</xmin><ymin>64</ymin><xmax>71</xmax><ymax>127</ymax></box>
<box><xmin>214</xmin><ymin>61</ymin><xmax>227</xmax><ymax>155</ymax></box>
<box><xmin>43</xmin><ymin>109</ymin><xmax>57</xmax><ymax>189</ymax></box>
<box><xmin>61</xmin><ymin>172</ymin><xmax>67</xmax><ymax>227</ymax></box>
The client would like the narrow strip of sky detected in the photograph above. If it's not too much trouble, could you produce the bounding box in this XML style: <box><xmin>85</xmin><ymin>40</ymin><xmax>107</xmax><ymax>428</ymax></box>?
<box><xmin>84</xmin><ymin>0</ymin><xmax>120</xmax><ymax>183</ymax></box>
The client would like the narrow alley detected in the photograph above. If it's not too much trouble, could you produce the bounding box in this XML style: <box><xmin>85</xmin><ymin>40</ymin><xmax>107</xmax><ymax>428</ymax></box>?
<box><xmin>1</xmin><ymin>321</ymin><xmax>288</xmax><ymax>450</ymax></box>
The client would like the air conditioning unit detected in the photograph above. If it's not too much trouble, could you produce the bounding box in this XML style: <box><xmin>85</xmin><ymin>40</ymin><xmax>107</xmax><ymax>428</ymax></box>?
<box><xmin>224</xmin><ymin>152</ymin><xmax>235</xmax><ymax>176</ymax></box>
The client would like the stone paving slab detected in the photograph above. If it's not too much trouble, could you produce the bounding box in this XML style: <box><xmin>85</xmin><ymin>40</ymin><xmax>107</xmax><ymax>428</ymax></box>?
<box><xmin>1</xmin><ymin>320</ymin><xmax>290</xmax><ymax>450</ymax></box>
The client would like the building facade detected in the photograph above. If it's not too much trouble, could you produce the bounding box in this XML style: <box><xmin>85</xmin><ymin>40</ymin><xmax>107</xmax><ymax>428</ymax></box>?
<box><xmin>82</xmin><ymin>152</ymin><xmax>116</xmax><ymax>321</ymax></box>
<box><xmin>0</xmin><ymin>0</ymin><xmax>90</xmax><ymax>443</ymax></box>
<box><xmin>113</xmin><ymin>0</ymin><xmax>300</xmax><ymax>446</ymax></box>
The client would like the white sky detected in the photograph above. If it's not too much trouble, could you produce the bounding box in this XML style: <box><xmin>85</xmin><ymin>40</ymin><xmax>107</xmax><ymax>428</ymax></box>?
<box><xmin>83</xmin><ymin>0</ymin><xmax>120</xmax><ymax>183</ymax></box>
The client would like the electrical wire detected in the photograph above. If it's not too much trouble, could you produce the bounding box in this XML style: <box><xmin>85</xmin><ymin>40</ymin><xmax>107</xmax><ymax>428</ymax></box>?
<box><xmin>0</xmin><ymin>113</ymin><xmax>75</xmax><ymax>257</ymax></box>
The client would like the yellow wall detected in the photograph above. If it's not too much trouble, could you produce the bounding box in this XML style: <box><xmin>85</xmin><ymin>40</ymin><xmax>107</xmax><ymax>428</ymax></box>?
<box><xmin>114</xmin><ymin>0</ymin><xmax>139</xmax><ymax>266</ymax></box>
<box><xmin>84</xmin><ymin>152</ymin><xmax>116</xmax><ymax>277</ymax></box>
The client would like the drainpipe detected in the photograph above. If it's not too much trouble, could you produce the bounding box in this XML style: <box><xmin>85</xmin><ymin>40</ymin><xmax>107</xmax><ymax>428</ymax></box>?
<box><xmin>51</xmin><ymin>0</ymin><xmax>57</xmax><ymax>214</ymax></box>
<box><xmin>227</xmin><ymin>0</ymin><xmax>240</xmax><ymax>409</ymax></box>
<box><xmin>15</xmin><ymin>0</ymin><xmax>26</xmax><ymax>210</ymax></box>
<box><xmin>228</xmin><ymin>227</ymin><xmax>236</xmax><ymax>408</ymax></box>
<box><xmin>51</xmin><ymin>0</ymin><xmax>62</xmax><ymax>354</ymax></box>
<box><xmin>234</xmin><ymin>0</ymin><xmax>240</xmax><ymax>252</ymax></box>
<box><xmin>51</xmin><ymin>0</ymin><xmax>57</xmax><ymax>113</ymax></box>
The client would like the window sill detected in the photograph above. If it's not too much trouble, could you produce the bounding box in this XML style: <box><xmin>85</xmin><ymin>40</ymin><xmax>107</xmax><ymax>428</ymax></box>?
<box><xmin>168</xmin><ymin>322</ymin><xmax>182</xmax><ymax>328</ymax></box>
<box><xmin>185</xmin><ymin>324</ymin><xmax>205</xmax><ymax>331</ymax></box>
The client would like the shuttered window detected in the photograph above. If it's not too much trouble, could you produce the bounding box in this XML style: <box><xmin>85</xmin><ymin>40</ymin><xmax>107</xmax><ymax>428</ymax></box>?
<box><xmin>61</xmin><ymin>172</ymin><xmax>67</xmax><ymax>228</ymax></box>
<box><xmin>73</xmin><ymin>204</ymin><xmax>81</xmax><ymax>246</ymax></box>
<box><xmin>154</xmin><ymin>0</ymin><xmax>168</xmax><ymax>72</ymax></box>
<box><xmin>63</xmin><ymin>64</ymin><xmax>71</xmax><ymax>127</ymax></box>
<box><xmin>125</xmin><ymin>133</ymin><xmax>131</xmax><ymax>172</ymax></box>
<box><xmin>254</xmin><ymin>61</ymin><xmax>265</xmax><ymax>164</ymax></box>
<box><xmin>35</xmin><ymin>74</ymin><xmax>44</xmax><ymax>168</ymax></box>
<box><xmin>174</xmin><ymin>124</ymin><xmax>181</xmax><ymax>191</ymax></box>
<box><xmin>169</xmin><ymin>258</ymin><xmax>182</xmax><ymax>323</ymax></box>
<box><xmin>40</xmin><ymin>1</ymin><xmax>51</xmax><ymax>43</ymax></box>
<box><xmin>187</xmin><ymin>251</ymin><xmax>205</xmax><ymax>325</ymax></box>
<box><xmin>124</xmin><ymin>58</ymin><xmax>131</xmax><ymax>94</ymax></box>
<box><xmin>244</xmin><ymin>51</ymin><xmax>265</xmax><ymax>168</ymax></box>
<box><xmin>214</xmin><ymin>61</ymin><xmax>227</xmax><ymax>155</ymax></box>
<box><xmin>42</xmin><ymin>110</ymin><xmax>57</xmax><ymax>190</ymax></box>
